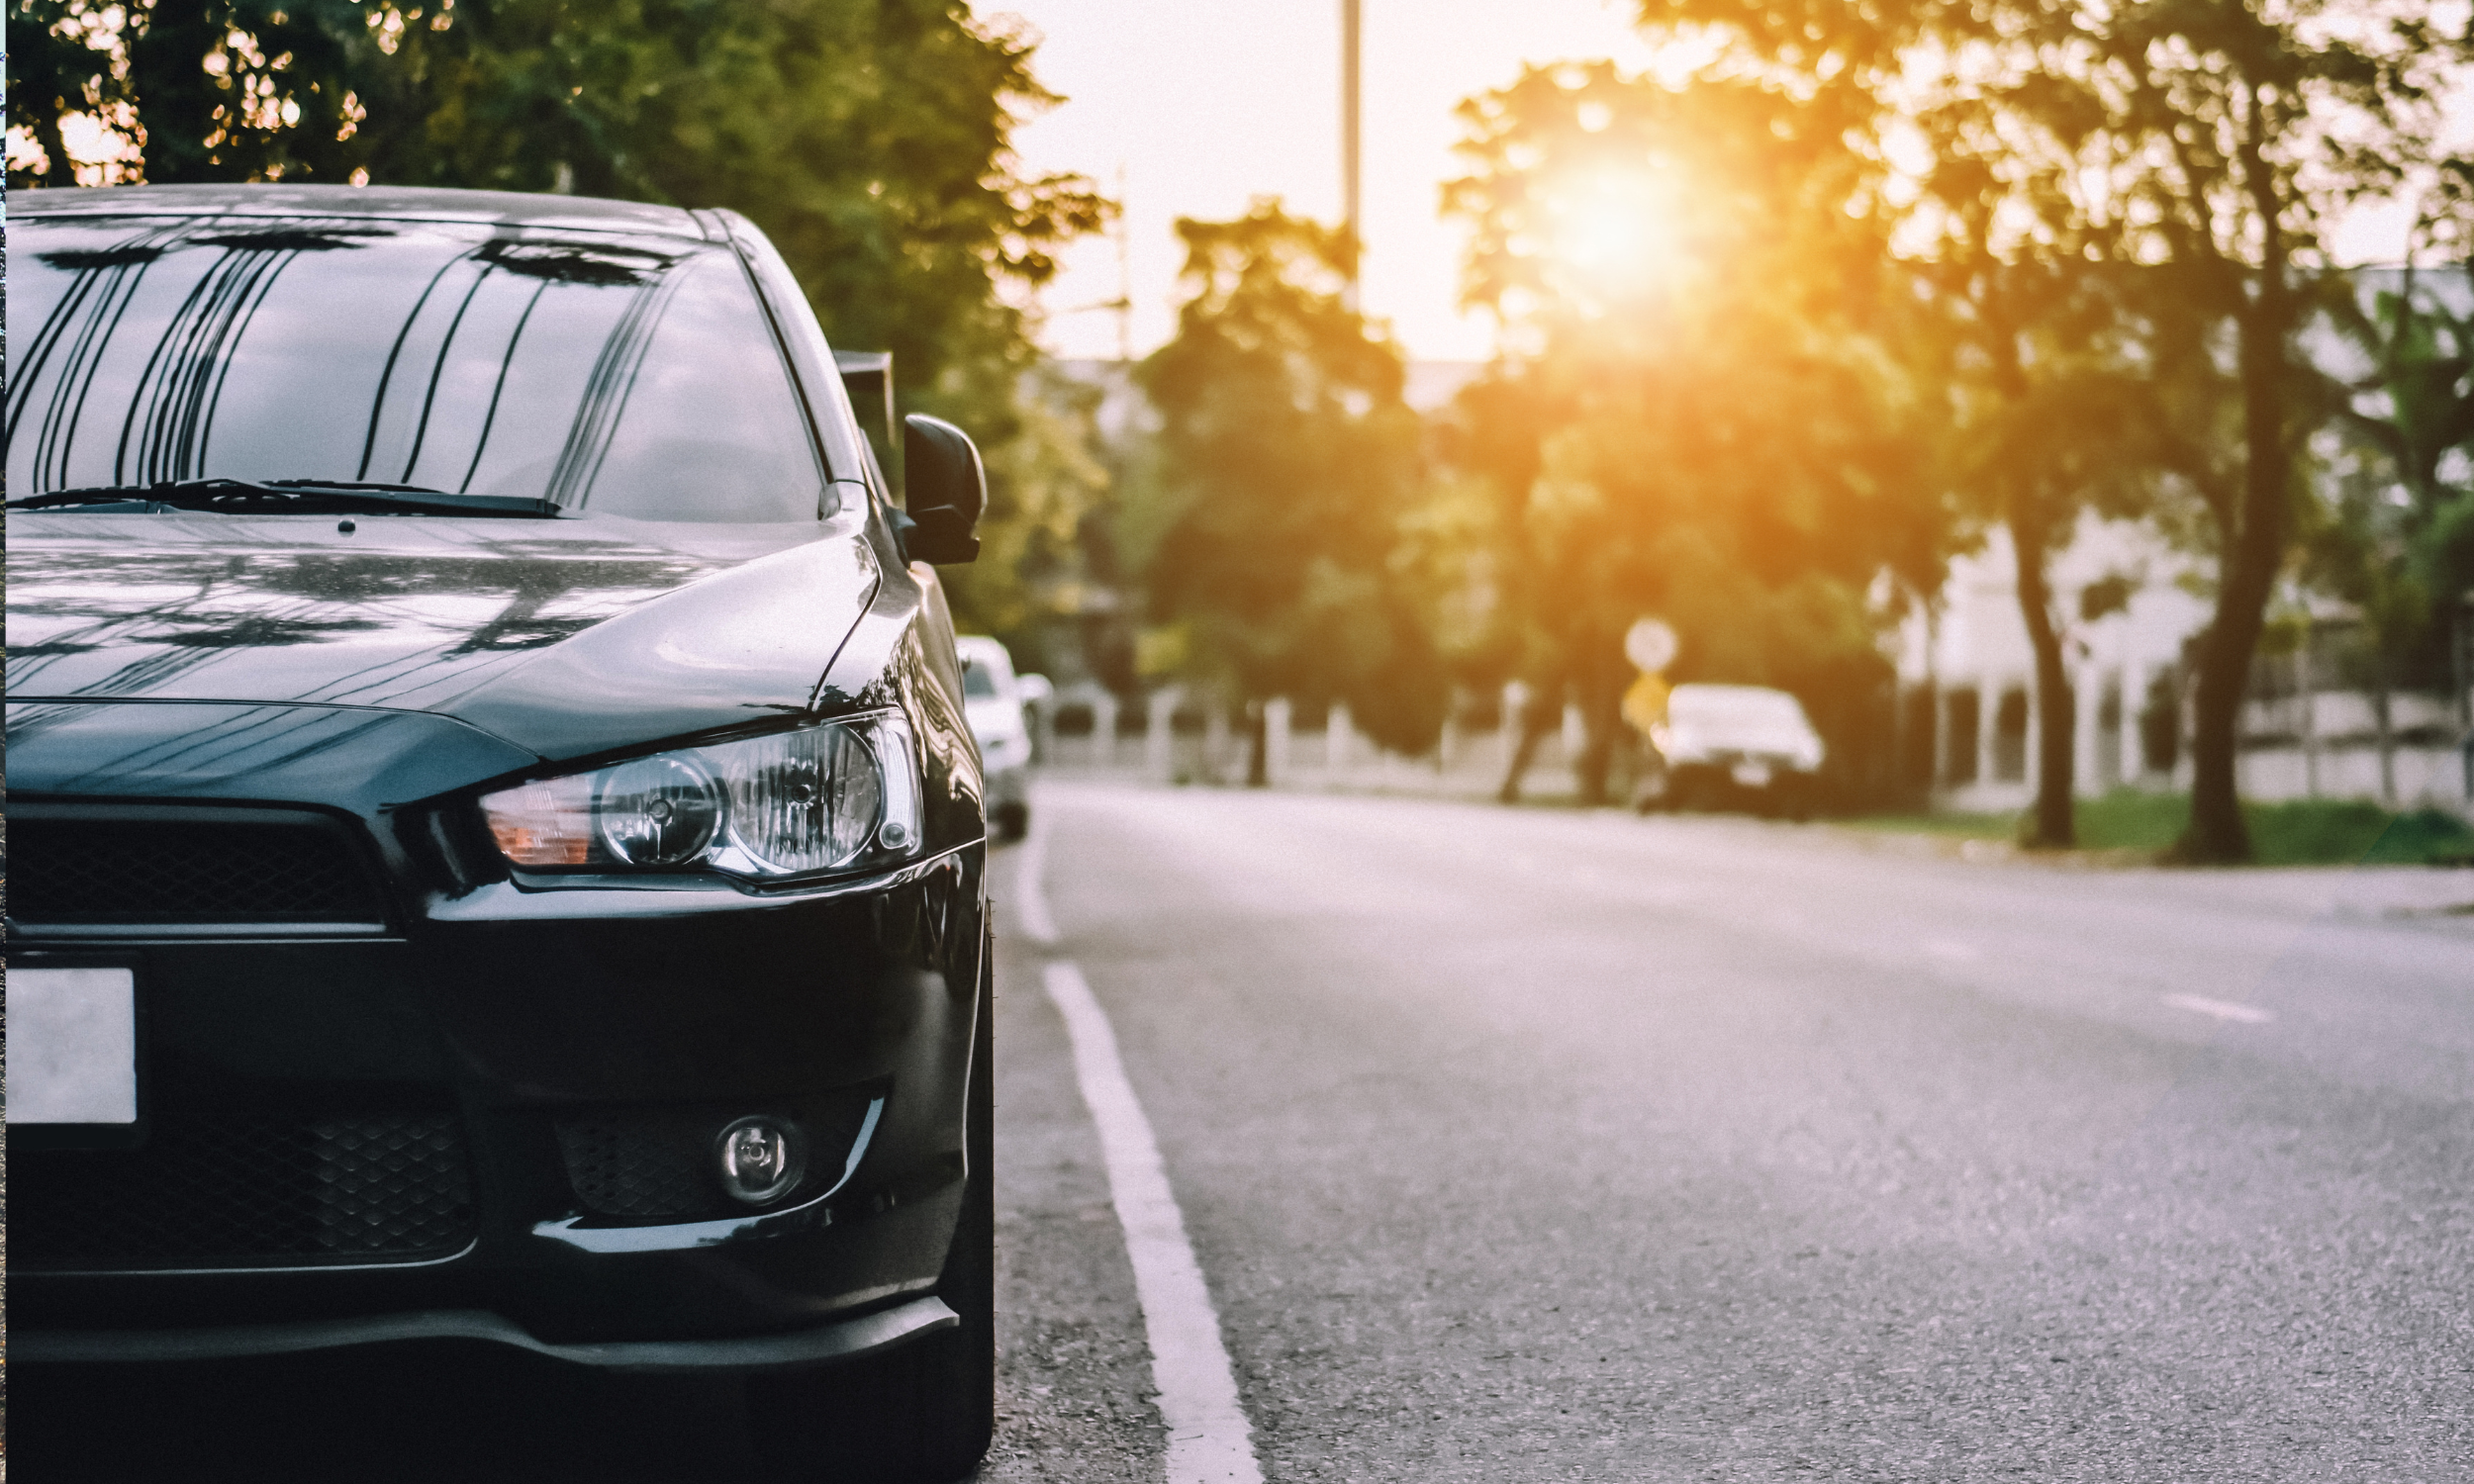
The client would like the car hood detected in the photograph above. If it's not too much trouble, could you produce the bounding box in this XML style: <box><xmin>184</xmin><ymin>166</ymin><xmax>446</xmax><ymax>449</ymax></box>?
<box><xmin>5</xmin><ymin>512</ymin><xmax>881</xmax><ymax>763</ymax></box>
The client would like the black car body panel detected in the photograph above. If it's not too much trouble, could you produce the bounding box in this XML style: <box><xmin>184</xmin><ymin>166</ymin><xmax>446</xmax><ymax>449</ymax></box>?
<box><xmin>5</xmin><ymin>184</ymin><xmax>991</xmax><ymax>1375</ymax></box>
<box><xmin>6</xmin><ymin>510</ymin><xmax>882</xmax><ymax>762</ymax></box>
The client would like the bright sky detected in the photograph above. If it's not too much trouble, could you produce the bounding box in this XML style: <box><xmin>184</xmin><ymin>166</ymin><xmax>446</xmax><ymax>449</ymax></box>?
<box><xmin>997</xmin><ymin>0</ymin><xmax>2467</xmax><ymax>366</ymax></box>
<box><xmin>997</xmin><ymin>0</ymin><xmax>1665</xmax><ymax>363</ymax></box>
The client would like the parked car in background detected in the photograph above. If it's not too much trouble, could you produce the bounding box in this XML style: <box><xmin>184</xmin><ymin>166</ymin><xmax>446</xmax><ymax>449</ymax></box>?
<box><xmin>956</xmin><ymin>637</ymin><xmax>1049</xmax><ymax>841</ymax></box>
<box><xmin>6</xmin><ymin>183</ymin><xmax>998</xmax><ymax>1480</ymax></box>
<box><xmin>1640</xmin><ymin>684</ymin><xmax>1827</xmax><ymax>818</ymax></box>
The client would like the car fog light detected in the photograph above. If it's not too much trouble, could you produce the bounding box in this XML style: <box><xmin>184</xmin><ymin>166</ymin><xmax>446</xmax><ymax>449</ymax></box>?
<box><xmin>715</xmin><ymin>1116</ymin><xmax>807</xmax><ymax>1205</ymax></box>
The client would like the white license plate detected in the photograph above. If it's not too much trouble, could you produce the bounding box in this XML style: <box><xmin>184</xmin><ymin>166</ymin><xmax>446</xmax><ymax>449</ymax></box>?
<box><xmin>1731</xmin><ymin>762</ymin><xmax>1774</xmax><ymax>788</ymax></box>
<box><xmin>7</xmin><ymin>967</ymin><xmax>139</xmax><ymax>1125</ymax></box>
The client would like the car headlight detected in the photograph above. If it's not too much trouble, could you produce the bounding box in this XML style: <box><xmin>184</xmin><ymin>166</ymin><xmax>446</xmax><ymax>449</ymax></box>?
<box><xmin>481</xmin><ymin>712</ymin><xmax>922</xmax><ymax>881</ymax></box>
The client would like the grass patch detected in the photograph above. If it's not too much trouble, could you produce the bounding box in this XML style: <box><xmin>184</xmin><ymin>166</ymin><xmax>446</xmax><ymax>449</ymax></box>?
<box><xmin>1841</xmin><ymin>810</ymin><xmax>2013</xmax><ymax>841</ymax></box>
<box><xmin>2072</xmin><ymin>789</ymin><xmax>2189</xmax><ymax>854</ymax></box>
<box><xmin>1850</xmin><ymin>789</ymin><xmax>2474</xmax><ymax>866</ymax></box>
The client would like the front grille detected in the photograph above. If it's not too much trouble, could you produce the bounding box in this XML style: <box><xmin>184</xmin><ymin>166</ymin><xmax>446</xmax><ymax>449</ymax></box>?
<box><xmin>7</xmin><ymin>815</ymin><xmax>387</xmax><ymax>925</ymax></box>
<box><xmin>13</xmin><ymin>1098</ymin><xmax>477</xmax><ymax>1270</ymax></box>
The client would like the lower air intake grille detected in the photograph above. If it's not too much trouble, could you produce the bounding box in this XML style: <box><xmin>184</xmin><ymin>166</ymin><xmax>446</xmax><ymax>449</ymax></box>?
<box><xmin>8</xmin><ymin>815</ymin><xmax>386</xmax><ymax>925</ymax></box>
<box><xmin>14</xmin><ymin>1104</ymin><xmax>477</xmax><ymax>1269</ymax></box>
<box><xmin>554</xmin><ymin>1092</ymin><xmax>877</xmax><ymax>1223</ymax></box>
<box><xmin>556</xmin><ymin>1109</ymin><xmax>733</xmax><ymax>1220</ymax></box>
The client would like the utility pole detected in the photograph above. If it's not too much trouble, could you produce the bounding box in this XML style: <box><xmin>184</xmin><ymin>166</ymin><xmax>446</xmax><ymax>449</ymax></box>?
<box><xmin>1114</xmin><ymin>161</ymin><xmax>1134</xmax><ymax>363</ymax></box>
<box><xmin>1341</xmin><ymin>0</ymin><xmax>1362</xmax><ymax>312</ymax></box>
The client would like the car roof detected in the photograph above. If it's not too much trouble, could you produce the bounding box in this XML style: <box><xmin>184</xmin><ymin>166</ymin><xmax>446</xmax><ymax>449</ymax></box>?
<box><xmin>955</xmin><ymin>636</ymin><xmax>1014</xmax><ymax>665</ymax></box>
<box><xmin>12</xmin><ymin>183</ymin><xmax>712</xmax><ymax>241</ymax></box>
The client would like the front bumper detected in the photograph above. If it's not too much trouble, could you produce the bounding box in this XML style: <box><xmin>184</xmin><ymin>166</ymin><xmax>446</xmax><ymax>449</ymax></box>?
<box><xmin>8</xmin><ymin>842</ymin><xmax>989</xmax><ymax>1364</ymax></box>
<box><xmin>1659</xmin><ymin>757</ymin><xmax>1820</xmax><ymax>810</ymax></box>
<box><xmin>15</xmin><ymin>1295</ymin><xmax>957</xmax><ymax>1374</ymax></box>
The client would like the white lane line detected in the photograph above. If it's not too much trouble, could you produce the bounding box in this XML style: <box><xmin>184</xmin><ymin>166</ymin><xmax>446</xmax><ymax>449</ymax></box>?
<box><xmin>1014</xmin><ymin>804</ymin><xmax>1059</xmax><ymax>948</ymax></box>
<box><xmin>1017</xmin><ymin>795</ymin><xmax>1261</xmax><ymax>1484</ymax></box>
<box><xmin>2163</xmin><ymin>993</ymin><xmax>2276</xmax><ymax>1025</ymax></box>
<box><xmin>1045</xmin><ymin>962</ymin><xmax>1264</xmax><ymax>1484</ymax></box>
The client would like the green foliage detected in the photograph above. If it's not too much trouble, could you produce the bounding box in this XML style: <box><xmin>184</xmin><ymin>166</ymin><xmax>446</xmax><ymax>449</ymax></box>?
<box><xmin>6</xmin><ymin>0</ymin><xmax>1112</xmax><ymax>646</ymax></box>
<box><xmin>10</xmin><ymin>0</ymin><xmax>375</xmax><ymax>186</ymax></box>
<box><xmin>1855</xmin><ymin>790</ymin><xmax>2474</xmax><ymax>866</ymax></box>
<box><xmin>1132</xmin><ymin>201</ymin><xmax>1446</xmax><ymax>753</ymax></box>
<box><xmin>2252</xmin><ymin>800</ymin><xmax>2474</xmax><ymax>867</ymax></box>
<box><xmin>2315</xmin><ymin>275</ymin><xmax>2474</xmax><ymax>667</ymax></box>
<box><xmin>942</xmin><ymin>363</ymin><xmax>1112</xmax><ymax>642</ymax></box>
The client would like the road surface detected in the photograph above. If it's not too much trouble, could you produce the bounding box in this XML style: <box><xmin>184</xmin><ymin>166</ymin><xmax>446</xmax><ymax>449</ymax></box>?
<box><xmin>985</xmin><ymin>781</ymin><xmax>2474</xmax><ymax>1482</ymax></box>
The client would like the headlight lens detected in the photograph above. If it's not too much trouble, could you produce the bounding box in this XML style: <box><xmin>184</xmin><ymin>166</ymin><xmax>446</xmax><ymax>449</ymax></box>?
<box><xmin>482</xmin><ymin>713</ymin><xmax>921</xmax><ymax>880</ymax></box>
<box><xmin>723</xmin><ymin>724</ymin><xmax>888</xmax><ymax>873</ymax></box>
<box><xmin>598</xmin><ymin>754</ymin><xmax>723</xmax><ymax>867</ymax></box>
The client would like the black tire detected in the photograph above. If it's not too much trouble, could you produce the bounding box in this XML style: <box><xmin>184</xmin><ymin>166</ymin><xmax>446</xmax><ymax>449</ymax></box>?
<box><xmin>749</xmin><ymin>943</ymin><xmax>996</xmax><ymax>1481</ymax></box>
<box><xmin>993</xmin><ymin>800</ymin><xmax>1028</xmax><ymax>842</ymax></box>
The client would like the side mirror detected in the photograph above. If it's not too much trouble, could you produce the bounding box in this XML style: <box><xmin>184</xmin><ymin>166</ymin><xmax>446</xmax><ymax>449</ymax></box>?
<box><xmin>1017</xmin><ymin>674</ymin><xmax>1054</xmax><ymax>706</ymax></box>
<box><xmin>900</xmin><ymin>414</ymin><xmax>984</xmax><ymax>565</ymax></box>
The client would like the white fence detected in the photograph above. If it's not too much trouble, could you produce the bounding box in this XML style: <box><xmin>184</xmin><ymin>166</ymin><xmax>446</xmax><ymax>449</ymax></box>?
<box><xmin>1038</xmin><ymin>682</ymin><xmax>2474</xmax><ymax>814</ymax></box>
<box><xmin>1032</xmin><ymin>690</ymin><xmax>1593</xmax><ymax>800</ymax></box>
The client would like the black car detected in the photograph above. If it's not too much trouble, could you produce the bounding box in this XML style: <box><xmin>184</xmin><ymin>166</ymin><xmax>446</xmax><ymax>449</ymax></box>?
<box><xmin>6</xmin><ymin>184</ymin><xmax>997</xmax><ymax>1477</ymax></box>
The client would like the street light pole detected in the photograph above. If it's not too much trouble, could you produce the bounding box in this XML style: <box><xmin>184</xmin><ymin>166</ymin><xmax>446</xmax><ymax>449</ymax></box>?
<box><xmin>1342</xmin><ymin>0</ymin><xmax>1362</xmax><ymax>313</ymax></box>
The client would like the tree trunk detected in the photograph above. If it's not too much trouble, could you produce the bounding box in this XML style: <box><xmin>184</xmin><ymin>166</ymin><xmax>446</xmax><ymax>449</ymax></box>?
<box><xmin>1572</xmin><ymin>631</ymin><xmax>1630</xmax><ymax>807</ymax></box>
<box><xmin>1497</xmin><ymin>688</ymin><xmax>1559</xmax><ymax>804</ymax></box>
<box><xmin>2373</xmin><ymin>666</ymin><xmax>2396</xmax><ymax>805</ymax></box>
<box><xmin>2180</xmin><ymin>85</ymin><xmax>2293</xmax><ymax>865</ymax></box>
<box><xmin>2012</xmin><ymin>508</ymin><xmax>2077</xmax><ymax>848</ymax></box>
<box><xmin>2183</xmin><ymin>472</ymin><xmax>2285</xmax><ymax>860</ymax></box>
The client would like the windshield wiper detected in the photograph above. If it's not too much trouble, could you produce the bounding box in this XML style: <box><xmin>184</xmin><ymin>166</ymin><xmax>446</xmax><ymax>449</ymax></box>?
<box><xmin>7</xmin><ymin>478</ymin><xmax>565</xmax><ymax>518</ymax></box>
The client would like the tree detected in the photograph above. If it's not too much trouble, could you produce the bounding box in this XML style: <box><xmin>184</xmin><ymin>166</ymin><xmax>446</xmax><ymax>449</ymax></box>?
<box><xmin>2330</xmin><ymin>271</ymin><xmax>2474</xmax><ymax>616</ymax></box>
<box><xmin>1930</xmin><ymin>256</ymin><xmax>2159</xmax><ymax>845</ymax></box>
<box><xmin>1629</xmin><ymin>0</ymin><xmax>2471</xmax><ymax>859</ymax></box>
<box><xmin>1443</xmin><ymin>62</ymin><xmax>1949</xmax><ymax>805</ymax></box>
<box><xmin>6</xmin><ymin>0</ymin><xmax>1110</xmax><ymax>640</ymax></box>
<box><xmin>2312</xmin><ymin>267</ymin><xmax>2474</xmax><ymax>792</ymax></box>
<box><xmin>1134</xmin><ymin>200</ymin><xmax>1447</xmax><ymax>774</ymax></box>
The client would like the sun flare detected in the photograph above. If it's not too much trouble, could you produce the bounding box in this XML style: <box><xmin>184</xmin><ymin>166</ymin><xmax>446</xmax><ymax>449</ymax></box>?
<box><xmin>1542</xmin><ymin>164</ymin><xmax>1692</xmax><ymax>308</ymax></box>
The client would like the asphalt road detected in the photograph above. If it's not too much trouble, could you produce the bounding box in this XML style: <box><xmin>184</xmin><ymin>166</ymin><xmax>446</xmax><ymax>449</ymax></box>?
<box><xmin>21</xmin><ymin>781</ymin><xmax>2474</xmax><ymax>1480</ymax></box>
<box><xmin>984</xmin><ymin>781</ymin><xmax>2474</xmax><ymax>1483</ymax></box>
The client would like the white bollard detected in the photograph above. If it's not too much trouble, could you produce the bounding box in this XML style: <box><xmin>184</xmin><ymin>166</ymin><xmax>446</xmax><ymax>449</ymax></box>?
<box><xmin>1265</xmin><ymin>697</ymin><xmax>1292</xmax><ymax>785</ymax></box>
<box><xmin>1203</xmin><ymin>703</ymin><xmax>1230</xmax><ymax>783</ymax></box>
<box><xmin>1146</xmin><ymin>689</ymin><xmax>1179</xmax><ymax>781</ymax></box>
<box><xmin>1327</xmin><ymin>702</ymin><xmax>1353</xmax><ymax>774</ymax></box>
<box><xmin>1093</xmin><ymin>694</ymin><xmax>1119</xmax><ymax>771</ymax></box>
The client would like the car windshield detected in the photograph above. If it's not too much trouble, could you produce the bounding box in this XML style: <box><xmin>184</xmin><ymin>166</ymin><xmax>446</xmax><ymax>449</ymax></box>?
<box><xmin>1668</xmin><ymin>686</ymin><xmax>1811</xmax><ymax>734</ymax></box>
<box><xmin>962</xmin><ymin>662</ymin><xmax>1001</xmax><ymax>700</ymax></box>
<box><xmin>6</xmin><ymin>215</ymin><xmax>826</xmax><ymax>522</ymax></box>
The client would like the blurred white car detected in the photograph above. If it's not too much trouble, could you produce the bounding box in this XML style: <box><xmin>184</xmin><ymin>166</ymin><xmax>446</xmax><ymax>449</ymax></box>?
<box><xmin>956</xmin><ymin>636</ymin><xmax>1049</xmax><ymax>840</ymax></box>
<box><xmin>1643</xmin><ymin>684</ymin><xmax>1827</xmax><ymax>818</ymax></box>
